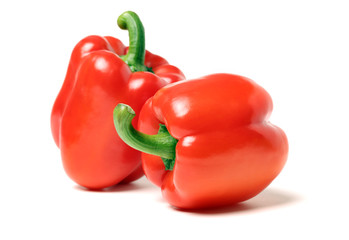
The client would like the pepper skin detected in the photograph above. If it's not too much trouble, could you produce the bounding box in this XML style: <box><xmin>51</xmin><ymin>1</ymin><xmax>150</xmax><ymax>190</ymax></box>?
<box><xmin>51</xmin><ymin>11</ymin><xmax>185</xmax><ymax>189</ymax></box>
<box><xmin>114</xmin><ymin>74</ymin><xmax>288</xmax><ymax>209</ymax></box>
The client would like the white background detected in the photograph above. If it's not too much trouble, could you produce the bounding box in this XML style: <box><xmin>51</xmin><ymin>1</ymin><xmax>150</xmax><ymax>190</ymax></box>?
<box><xmin>1</xmin><ymin>0</ymin><xmax>348</xmax><ymax>239</ymax></box>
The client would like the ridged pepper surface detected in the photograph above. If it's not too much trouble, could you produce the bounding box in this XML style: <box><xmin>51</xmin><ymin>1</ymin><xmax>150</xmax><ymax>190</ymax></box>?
<box><xmin>114</xmin><ymin>73</ymin><xmax>288</xmax><ymax>209</ymax></box>
<box><xmin>51</xmin><ymin>11</ymin><xmax>184</xmax><ymax>189</ymax></box>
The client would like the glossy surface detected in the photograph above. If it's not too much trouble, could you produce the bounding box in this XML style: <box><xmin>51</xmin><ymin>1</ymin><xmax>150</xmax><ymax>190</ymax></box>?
<box><xmin>51</xmin><ymin>35</ymin><xmax>185</xmax><ymax>189</ymax></box>
<box><xmin>138</xmin><ymin>74</ymin><xmax>288</xmax><ymax>209</ymax></box>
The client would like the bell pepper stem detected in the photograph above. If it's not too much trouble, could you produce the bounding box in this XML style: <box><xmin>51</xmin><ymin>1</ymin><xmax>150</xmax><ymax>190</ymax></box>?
<box><xmin>117</xmin><ymin>11</ymin><xmax>152</xmax><ymax>72</ymax></box>
<box><xmin>113</xmin><ymin>104</ymin><xmax>178</xmax><ymax>162</ymax></box>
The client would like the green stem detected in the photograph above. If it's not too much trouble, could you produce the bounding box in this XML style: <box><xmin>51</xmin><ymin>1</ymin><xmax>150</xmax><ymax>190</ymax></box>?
<box><xmin>113</xmin><ymin>104</ymin><xmax>178</xmax><ymax>165</ymax></box>
<box><xmin>117</xmin><ymin>11</ymin><xmax>152</xmax><ymax>72</ymax></box>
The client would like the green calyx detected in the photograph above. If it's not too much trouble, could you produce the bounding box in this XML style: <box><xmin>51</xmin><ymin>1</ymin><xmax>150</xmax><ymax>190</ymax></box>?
<box><xmin>158</xmin><ymin>125</ymin><xmax>176</xmax><ymax>171</ymax></box>
<box><xmin>113</xmin><ymin>104</ymin><xmax>177</xmax><ymax>171</ymax></box>
<box><xmin>117</xmin><ymin>11</ymin><xmax>153</xmax><ymax>73</ymax></box>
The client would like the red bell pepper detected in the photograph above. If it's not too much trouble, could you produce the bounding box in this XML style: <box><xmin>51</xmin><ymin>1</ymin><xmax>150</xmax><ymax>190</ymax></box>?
<box><xmin>51</xmin><ymin>11</ymin><xmax>185</xmax><ymax>190</ymax></box>
<box><xmin>113</xmin><ymin>73</ymin><xmax>288</xmax><ymax>209</ymax></box>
